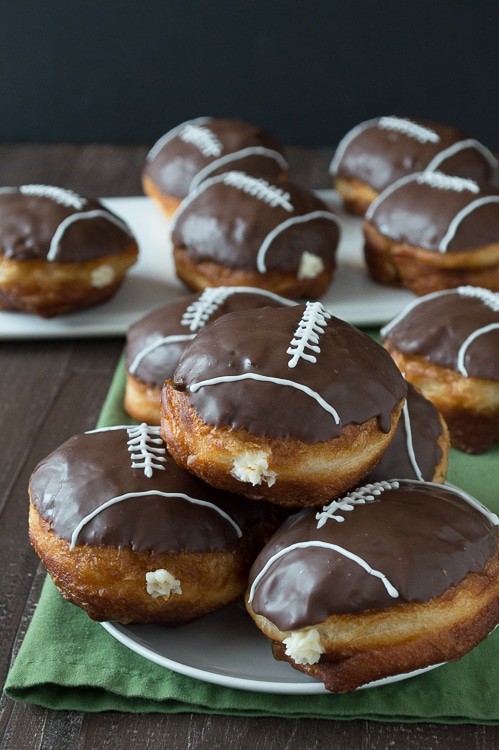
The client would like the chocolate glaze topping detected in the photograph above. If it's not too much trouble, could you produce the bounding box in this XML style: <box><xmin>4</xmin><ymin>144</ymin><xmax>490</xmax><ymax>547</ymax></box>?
<box><xmin>143</xmin><ymin>117</ymin><xmax>288</xmax><ymax>199</ymax></box>
<box><xmin>126</xmin><ymin>287</ymin><xmax>296</xmax><ymax>387</ymax></box>
<box><xmin>381</xmin><ymin>287</ymin><xmax>499</xmax><ymax>381</ymax></box>
<box><xmin>172</xmin><ymin>303</ymin><xmax>407</xmax><ymax>442</ymax></box>
<box><xmin>365</xmin><ymin>171</ymin><xmax>499</xmax><ymax>252</ymax></box>
<box><xmin>0</xmin><ymin>185</ymin><xmax>134</xmax><ymax>262</ymax></box>
<box><xmin>330</xmin><ymin>116</ymin><xmax>497</xmax><ymax>193</ymax></box>
<box><xmin>170</xmin><ymin>172</ymin><xmax>339</xmax><ymax>273</ymax></box>
<box><xmin>29</xmin><ymin>425</ymin><xmax>267</xmax><ymax>553</ymax></box>
<box><xmin>364</xmin><ymin>383</ymin><xmax>444</xmax><ymax>483</ymax></box>
<box><xmin>248</xmin><ymin>480</ymin><xmax>498</xmax><ymax>630</ymax></box>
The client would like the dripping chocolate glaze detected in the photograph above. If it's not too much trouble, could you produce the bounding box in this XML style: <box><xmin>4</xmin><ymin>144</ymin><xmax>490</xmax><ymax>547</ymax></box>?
<box><xmin>126</xmin><ymin>288</ymin><xmax>296</xmax><ymax>387</ymax></box>
<box><xmin>0</xmin><ymin>187</ymin><xmax>134</xmax><ymax>262</ymax></box>
<box><xmin>248</xmin><ymin>480</ymin><xmax>498</xmax><ymax>630</ymax></box>
<box><xmin>172</xmin><ymin>304</ymin><xmax>407</xmax><ymax>442</ymax></box>
<box><xmin>332</xmin><ymin>117</ymin><xmax>495</xmax><ymax>193</ymax></box>
<box><xmin>366</xmin><ymin>173</ymin><xmax>499</xmax><ymax>252</ymax></box>
<box><xmin>143</xmin><ymin>118</ymin><xmax>287</xmax><ymax>200</ymax></box>
<box><xmin>381</xmin><ymin>288</ymin><xmax>499</xmax><ymax>381</ymax></box>
<box><xmin>29</xmin><ymin>427</ymin><xmax>267</xmax><ymax>553</ymax></box>
<box><xmin>170</xmin><ymin>175</ymin><xmax>339</xmax><ymax>273</ymax></box>
<box><xmin>364</xmin><ymin>383</ymin><xmax>444</xmax><ymax>483</ymax></box>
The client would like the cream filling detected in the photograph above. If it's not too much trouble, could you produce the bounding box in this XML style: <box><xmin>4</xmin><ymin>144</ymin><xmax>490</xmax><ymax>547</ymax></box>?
<box><xmin>145</xmin><ymin>569</ymin><xmax>182</xmax><ymax>598</ymax></box>
<box><xmin>231</xmin><ymin>449</ymin><xmax>277</xmax><ymax>487</ymax></box>
<box><xmin>283</xmin><ymin>628</ymin><xmax>324</xmax><ymax>665</ymax></box>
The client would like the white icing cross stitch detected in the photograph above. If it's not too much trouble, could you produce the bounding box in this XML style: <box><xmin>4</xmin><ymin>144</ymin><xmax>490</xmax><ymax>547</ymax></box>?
<box><xmin>222</xmin><ymin>171</ymin><xmax>293</xmax><ymax>211</ymax></box>
<box><xmin>127</xmin><ymin>424</ymin><xmax>166</xmax><ymax>477</ymax></box>
<box><xmin>181</xmin><ymin>287</ymin><xmax>236</xmax><ymax>331</ymax></box>
<box><xmin>315</xmin><ymin>481</ymin><xmax>399</xmax><ymax>528</ymax></box>
<box><xmin>287</xmin><ymin>302</ymin><xmax>331</xmax><ymax>368</ymax></box>
<box><xmin>457</xmin><ymin>286</ymin><xmax>499</xmax><ymax>311</ymax></box>
<box><xmin>416</xmin><ymin>171</ymin><xmax>479</xmax><ymax>194</ymax></box>
<box><xmin>19</xmin><ymin>184</ymin><xmax>87</xmax><ymax>210</ymax></box>
<box><xmin>378</xmin><ymin>116</ymin><xmax>440</xmax><ymax>143</ymax></box>
<box><xmin>179</xmin><ymin>123</ymin><xmax>223</xmax><ymax>158</ymax></box>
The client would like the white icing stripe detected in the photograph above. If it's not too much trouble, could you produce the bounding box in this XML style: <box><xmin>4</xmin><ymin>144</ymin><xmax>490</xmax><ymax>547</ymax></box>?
<box><xmin>189</xmin><ymin>372</ymin><xmax>341</xmax><ymax>424</ymax></box>
<box><xmin>378</xmin><ymin>116</ymin><xmax>440</xmax><ymax>143</ymax></box>
<box><xmin>401</xmin><ymin>401</ymin><xmax>424</xmax><ymax>481</ymax></box>
<box><xmin>146</xmin><ymin>117</ymin><xmax>211</xmax><ymax>162</ymax></box>
<box><xmin>45</xmin><ymin>209</ymin><xmax>132</xmax><ymax>262</ymax></box>
<box><xmin>438</xmin><ymin>196</ymin><xmax>499</xmax><ymax>252</ymax></box>
<box><xmin>426</xmin><ymin>138</ymin><xmax>499</xmax><ymax>172</ymax></box>
<box><xmin>129</xmin><ymin>334</ymin><xmax>196</xmax><ymax>375</ymax></box>
<box><xmin>86</xmin><ymin>425</ymin><xmax>135</xmax><ymax>433</ymax></box>
<box><xmin>329</xmin><ymin>118</ymin><xmax>378</xmax><ymax>175</ymax></box>
<box><xmin>180</xmin><ymin>286</ymin><xmax>296</xmax><ymax>331</ymax></box>
<box><xmin>70</xmin><ymin>490</ymin><xmax>242</xmax><ymax>549</ymax></box>
<box><xmin>380</xmin><ymin>288</ymin><xmax>457</xmax><ymax>339</ymax></box>
<box><xmin>179</xmin><ymin>124</ymin><xmax>223</xmax><ymax>158</ymax></box>
<box><xmin>457</xmin><ymin>323</ymin><xmax>499</xmax><ymax>376</ymax></box>
<box><xmin>364</xmin><ymin>173</ymin><xmax>420</xmax><ymax>220</ymax></box>
<box><xmin>190</xmin><ymin>146</ymin><xmax>289</xmax><ymax>191</ymax></box>
<box><xmin>256</xmin><ymin>211</ymin><xmax>340</xmax><ymax>273</ymax></box>
<box><xmin>247</xmin><ymin>541</ymin><xmax>400</xmax><ymax>604</ymax></box>
<box><xmin>423</xmin><ymin>479</ymin><xmax>499</xmax><ymax>526</ymax></box>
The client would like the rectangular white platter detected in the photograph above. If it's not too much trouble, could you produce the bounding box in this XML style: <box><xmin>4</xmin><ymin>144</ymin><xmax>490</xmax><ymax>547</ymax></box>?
<box><xmin>0</xmin><ymin>192</ymin><xmax>414</xmax><ymax>339</ymax></box>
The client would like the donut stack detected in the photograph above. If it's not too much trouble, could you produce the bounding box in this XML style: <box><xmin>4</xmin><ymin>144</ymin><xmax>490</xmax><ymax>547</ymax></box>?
<box><xmin>26</xmin><ymin>114</ymin><xmax>499</xmax><ymax>694</ymax></box>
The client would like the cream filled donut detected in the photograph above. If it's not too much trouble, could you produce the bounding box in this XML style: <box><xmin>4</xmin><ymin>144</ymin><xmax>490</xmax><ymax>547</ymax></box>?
<box><xmin>246</xmin><ymin>479</ymin><xmax>499</xmax><ymax>692</ymax></box>
<box><xmin>29</xmin><ymin>424</ymin><xmax>278</xmax><ymax>625</ymax></box>
<box><xmin>161</xmin><ymin>302</ymin><xmax>407</xmax><ymax>507</ymax></box>
<box><xmin>330</xmin><ymin>115</ymin><xmax>497</xmax><ymax>216</ymax></box>
<box><xmin>0</xmin><ymin>184</ymin><xmax>138</xmax><ymax>317</ymax></box>
<box><xmin>170</xmin><ymin>171</ymin><xmax>340</xmax><ymax>298</ymax></box>
<box><xmin>364</xmin><ymin>382</ymin><xmax>449</xmax><ymax>484</ymax></box>
<box><xmin>381</xmin><ymin>286</ymin><xmax>499</xmax><ymax>453</ymax></box>
<box><xmin>363</xmin><ymin>171</ymin><xmax>499</xmax><ymax>294</ymax></box>
<box><xmin>125</xmin><ymin>286</ymin><xmax>296</xmax><ymax>424</ymax></box>
<box><xmin>142</xmin><ymin>117</ymin><xmax>288</xmax><ymax>218</ymax></box>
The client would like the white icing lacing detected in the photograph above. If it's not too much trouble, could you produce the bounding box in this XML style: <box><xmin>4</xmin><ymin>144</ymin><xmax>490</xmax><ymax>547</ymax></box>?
<box><xmin>416</xmin><ymin>171</ymin><xmax>479</xmax><ymax>194</ymax></box>
<box><xmin>287</xmin><ymin>302</ymin><xmax>331</xmax><ymax>368</ymax></box>
<box><xmin>247</xmin><ymin>540</ymin><xmax>400</xmax><ymax>604</ymax></box>
<box><xmin>19</xmin><ymin>184</ymin><xmax>87</xmax><ymax>210</ymax></box>
<box><xmin>378</xmin><ymin>116</ymin><xmax>440</xmax><ymax>144</ymax></box>
<box><xmin>189</xmin><ymin>146</ymin><xmax>289</xmax><ymax>191</ymax></box>
<box><xmin>146</xmin><ymin>117</ymin><xmax>212</xmax><ymax>162</ymax></box>
<box><xmin>457</xmin><ymin>286</ymin><xmax>499</xmax><ymax>311</ymax></box>
<box><xmin>180</xmin><ymin>286</ymin><xmax>296</xmax><ymax>331</ymax></box>
<box><xmin>45</xmin><ymin>209</ymin><xmax>133</xmax><ymax>262</ymax></box>
<box><xmin>127</xmin><ymin>424</ymin><xmax>166</xmax><ymax>478</ymax></box>
<box><xmin>179</xmin><ymin>123</ymin><xmax>223</xmax><ymax>158</ymax></box>
<box><xmin>255</xmin><ymin>211</ymin><xmax>339</xmax><ymax>273</ymax></box>
<box><xmin>315</xmin><ymin>481</ymin><xmax>399</xmax><ymax>528</ymax></box>
<box><xmin>222</xmin><ymin>171</ymin><xmax>293</xmax><ymax>211</ymax></box>
<box><xmin>69</xmin><ymin>490</ymin><xmax>242</xmax><ymax>550</ymax></box>
<box><xmin>128</xmin><ymin>334</ymin><xmax>196</xmax><ymax>376</ymax></box>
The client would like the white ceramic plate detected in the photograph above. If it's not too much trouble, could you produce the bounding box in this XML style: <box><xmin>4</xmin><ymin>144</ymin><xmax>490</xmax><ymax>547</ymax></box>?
<box><xmin>101</xmin><ymin>601</ymin><xmax>442</xmax><ymax>695</ymax></box>
<box><xmin>0</xmin><ymin>193</ymin><xmax>413</xmax><ymax>339</ymax></box>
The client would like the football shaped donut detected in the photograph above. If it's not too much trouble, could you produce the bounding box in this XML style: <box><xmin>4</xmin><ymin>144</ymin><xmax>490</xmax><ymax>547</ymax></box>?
<box><xmin>0</xmin><ymin>184</ymin><xmax>138</xmax><ymax>317</ymax></box>
<box><xmin>381</xmin><ymin>286</ymin><xmax>499</xmax><ymax>453</ymax></box>
<box><xmin>161</xmin><ymin>303</ymin><xmax>407</xmax><ymax>507</ymax></box>
<box><xmin>169</xmin><ymin>171</ymin><xmax>340</xmax><ymax>298</ymax></box>
<box><xmin>246</xmin><ymin>479</ymin><xmax>499</xmax><ymax>692</ymax></box>
<box><xmin>29</xmin><ymin>424</ymin><xmax>278</xmax><ymax>625</ymax></box>
<box><xmin>363</xmin><ymin>171</ymin><xmax>499</xmax><ymax>294</ymax></box>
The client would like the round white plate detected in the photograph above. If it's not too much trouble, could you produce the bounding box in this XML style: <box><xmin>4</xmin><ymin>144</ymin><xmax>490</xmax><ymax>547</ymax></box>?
<box><xmin>102</xmin><ymin>601</ymin><xmax>443</xmax><ymax>694</ymax></box>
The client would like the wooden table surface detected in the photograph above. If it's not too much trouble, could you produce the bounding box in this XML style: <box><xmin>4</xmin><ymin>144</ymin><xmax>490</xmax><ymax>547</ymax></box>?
<box><xmin>0</xmin><ymin>144</ymin><xmax>497</xmax><ymax>750</ymax></box>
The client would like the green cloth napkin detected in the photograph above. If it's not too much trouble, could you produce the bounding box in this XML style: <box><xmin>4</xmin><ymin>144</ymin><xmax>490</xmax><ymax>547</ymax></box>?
<box><xmin>5</xmin><ymin>354</ymin><xmax>499</xmax><ymax>722</ymax></box>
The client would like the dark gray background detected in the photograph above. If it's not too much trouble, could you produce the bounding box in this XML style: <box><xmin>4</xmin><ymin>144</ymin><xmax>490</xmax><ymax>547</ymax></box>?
<box><xmin>1</xmin><ymin>1</ymin><xmax>497</xmax><ymax>149</ymax></box>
